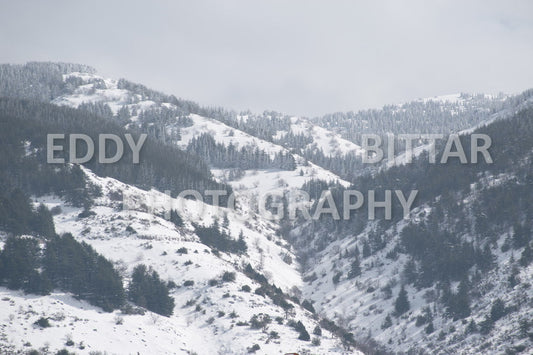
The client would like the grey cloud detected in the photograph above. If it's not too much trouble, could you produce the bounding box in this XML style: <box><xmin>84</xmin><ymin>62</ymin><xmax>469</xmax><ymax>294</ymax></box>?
<box><xmin>1</xmin><ymin>0</ymin><xmax>532</xmax><ymax>116</ymax></box>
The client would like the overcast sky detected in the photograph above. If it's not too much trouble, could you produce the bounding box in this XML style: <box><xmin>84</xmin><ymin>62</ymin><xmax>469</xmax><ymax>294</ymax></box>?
<box><xmin>1</xmin><ymin>0</ymin><xmax>532</xmax><ymax>116</ymax></box>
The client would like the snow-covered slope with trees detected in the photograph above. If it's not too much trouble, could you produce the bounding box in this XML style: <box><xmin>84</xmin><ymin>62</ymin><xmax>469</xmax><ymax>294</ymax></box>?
<box><xmin>0</xmin><ymin>62</ymin><xmax>532</xmax><ymax>355</ymax></box>
<box><xmin>0</xmin><ymin>166</ymin><xmax>357</xmax><ymax>354</ymax></box>
<box><xmin>295</xmin><ymin>97</ymin><xmax>533</xmax><ymax>354</ymax></box>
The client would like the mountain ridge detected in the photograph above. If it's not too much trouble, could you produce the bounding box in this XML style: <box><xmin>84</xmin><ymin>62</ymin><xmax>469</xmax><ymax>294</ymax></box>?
<box><xmin>0</xmin><ymin>61</ymin><xmax>532</xmax><ymax>354</ymax></box>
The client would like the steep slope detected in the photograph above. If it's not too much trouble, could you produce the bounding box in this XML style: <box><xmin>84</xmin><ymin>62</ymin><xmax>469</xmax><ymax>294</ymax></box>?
<box><xmin>39</xmin><ymin>67</ymin><xmax>352</xmax><ymax>214</ymax></box>
<box><xmin>0</xmin><ymin>97</ymin><xmax>357</xmax><ymax>354</ymax></box>
<box><xmin>2</xmin><ymin>168</ymin><xmax>349</xmax><ymax>354</ymax></box>
<box><xmin>0</xmin><ymin>64</ymin><xmax>359</xmax><ymax>184</ymax></box>
<box><xmin>1</xmin><ymin>61</ymin><xmax>532</xmax><ymax>354</ymax></box>
<box><xmin>312</xmin><ymin>93</ymin><xmax>510</xmax><ymax>146</ymax></box>
<box><xmin>298</xmin><ymin>99</ymin><xmax>533</xmax><ymax>354</ymax></box>
<box><xmin>0</xmin><ymin>170</ymin><xmax>350</xmax><ymax>354</ymax></box>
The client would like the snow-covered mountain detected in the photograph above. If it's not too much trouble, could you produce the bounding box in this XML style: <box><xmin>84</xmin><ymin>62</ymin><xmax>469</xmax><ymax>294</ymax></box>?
<box><xmin>0</xmin><ymin>167</ymin><xmax>350</xmax><ymax>354</ymax></box>
<box><xmin>0</xmin><ymin>62</ymin><xmax>532</xmax><ymax>355</ymax></box>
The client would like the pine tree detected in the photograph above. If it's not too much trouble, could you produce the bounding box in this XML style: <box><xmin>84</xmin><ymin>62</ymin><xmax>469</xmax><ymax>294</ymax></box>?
<box><xmin>381</xmin><ymin>314</ymin><xmax>392</xmax><ymax>329</ymax></box>
<box><xmin>403</xmin><ymin>258</ymin><xmax>417</xmax><ymax>285</ymax></box>
<box><xmin>425</xmin><ymin>321</ymin><xmax>435</xmax><ymax>334</ymax></box>
<box><xmin>347</xmin><ymin>257</ymin><xmax>361</xmax><ymax>279</ymax></box>
<box><xmin>169</xmin><ymin>209</ymin><xmax>183</xmax><ymax>227</ymax></box>
<box><xmin>222</xmin><ymin>213</ymin><xmax>229</xmax><ymax>228</ymax></box>
<box><xmin>439</xmin><ymin>279</ymin><xmax>452</xmax><ymax>306</ymax></box>
<box><xmin>447</xmin><ymin>277</ymin><xmax>471</xmax><ymax>320</ymax></box>
<box><xmin>394</xmin><ymin>285</ymin><xmax>410</xmax><ymax>316</ymax></box>
<box><xmin>354</xmin><ymin>245</ymin><xmax>360</xmax><ymax>258</ymax></box>
<box><xmin>237</xmin><ymin>230</ymin><xmax>247</xmax><ymax>253</ymax></box>
<box><xmin>129</xmin><ymin>264</ymin><xmax>175</xmax><ymax>316</ymax></box>
<box><xmin>490</xmin><ymin>298</ymin><xmax>506</xmax><ymax>322</ymax></box>
<box><xmin>43</xmin><ymin>234</ymin><xmax>125</xmax><ymax>311</ymax></box>
<box><xmin>32</xmin><ymin>204</ymin><xmax>56</xmax><ymax>238</ymax></box>
<box><xmin>466</xmin><ymin>319</ymin><xmax>477</xmax><ymax>334</ymax></box>
<box><xmin>362</xmin><ymin>239</ymin><xmax>371</xmax><ymax>259</ymax></box>
<box><xmin>519</xmin><ymin>243</ymin><xmax>532</xmax><ymax>267</ymax></box>
<box><xmin>0</xmin><ymin>189</ymin><xmax>34</xmax><ymax>235</ymax></box>
<box><xmin>0</xmin><ymin>236</ymin><xmax>41</xmax><ymax>290</ymax></box>
<box><xmin>512</xmin><ymin>224</ymin><xmax>530</xmax><ymax>249</ymax></box>
<box><xmin>25</xmin><ymin>270</ymin><xmax>52</xmax><ymax>295</ymax></box>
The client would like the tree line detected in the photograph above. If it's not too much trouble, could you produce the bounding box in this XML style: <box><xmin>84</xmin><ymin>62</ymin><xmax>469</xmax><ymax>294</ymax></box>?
<box><xmin>187</xmin><ymin>133</ymin><xmax>296</xmax><ymax>170</ymax></box>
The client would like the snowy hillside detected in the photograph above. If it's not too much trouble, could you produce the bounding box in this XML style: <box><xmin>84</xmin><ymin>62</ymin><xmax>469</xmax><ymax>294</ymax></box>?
<box><xmin>0</xmin><ymin>166</ymin><xmax>356</xmax><ymax>354</ymax></box>
<box><xmin>50</xmin><ymin>71</ymin><xmax>363</xmax><ymax>185</ymax></box>
<box><xmin>303</xmin><ymin>187</ymin><xmax>533</xmax><ymax>354</ymax></box>
<box><xmin>52</xmin><ymin>73</ymin><xmax>131</xmax><ymax>114</ymax></box>
<box><xmin>281</xmin><ymin>117</ymin><xmax>365</xmax><ymax>157</ymax></box>
<box><xmin>296</xmin><ymin>101</ymin><xmax>533</xmax><ymax>354</ymax></box>
<box><xmin>1</xmin><ymin>62</ymin><xmax>532</xmax><ymax>355</ymax></box>
<box><xmin>50</xmin><ymin>69</ymin><xmax>352</xmax><ymax>206</ymax></box>
<box><xmin>178</xmin><ymin>114</ymin><xmax>284</xmax><ymax>157</ymax></box>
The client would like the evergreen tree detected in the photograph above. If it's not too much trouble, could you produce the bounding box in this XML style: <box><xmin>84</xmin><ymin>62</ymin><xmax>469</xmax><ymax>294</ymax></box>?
<box><xmin>25</xmin><ymin>270</ymin><xmax>53</xmax><ymax>295</ymax></box>
<box><xmin>362</xmin><ymin>239</ymin><xmax>371</xmax><ymax>259</ymax></box>
<box><xmin>439</xmin><ymin>279</ymin><xmax>452</xmax><ymax>306</ymax></box>
<box><xmin>466</xmin><ymin>319</ymin><xmax>477</xmax><ymax>334</ymax></box>
<box><xmin>512</xmin><ymin>224</ymin><xmax>530</xmax><ymax>249</ymax></box>
<box><xmin>519</xmin><ymin>243</ymin><xmax>532</xmax><ymax>267</ymax></box>
<box><xmin>194</xmin><ymin>223</ymin><xmax>246</xmax><ymax>254</ymax></box>
<box><xmin>354</xmin><ymin>245</ymin><xmax>360</xmax><ymax>258</ymax></box>
<box><xmin>425</xmin><ymin>321</ymin><xmax>435</xmax><ymax>334</ymax></box>
<box><xmin>381</xmin><ymin>314</ymin><xmax>392</xmax><ymax>329</ymax></box>
<box><xmin>128</xmin><ymin>264</ymin><xmax>175</xmax><ymax>316</ymax></box>
<box><xmin>394</xmin><ymin>285</ymin><xmax>410</xmax><ymax>316</ymax></box>
<box><xmin>490</xmin><ymin>298</ymin><xmax>506</xmax><ymax>322</ymax></box>
<box><xmin>169</xmin><ymin>209</ymin><xmax>183</xmax><ymax>227</ymax></box>
<box><xmin>458</xmin><ymin>279</ymin><xmax>471</xmax><ymax>312</ymax></box>
<box><xmin>448</xmin><ymin>278</ymin><xmax>471</xmax><ymax>320</ymax></box>
<box><xmin>347</xmin><ymin>257</ymin><xmax>361</xmax><ymax>279</ymax></box>
<box><xmin>32</xmin><ymin>204</ymin><xmax>56</xmax><ymax>238</ymax></box>
<box><xmin>0</xmin><ymin>236</ymin><xmax>41</xmax><ymax>291</ymax></box>
<box><xmin>43</xmin><ymin>234</ymin><xmax>124</xmax><ymax>311</ymax></box>
<box><xmin>476</xmin><ymin>243</ymin><xmax>496</xmax><ymax>271</ymax></box>
<box><xmin>403</xmin><ymin>258</ymin><xmax>418</xmax><ymax>285</ymax></box>
<box><xmin>0</xmin><ymin>189</ymin><xmax>34</xmax><ymax>235</ymax></box>
<box><xmin>508</xmin><ymin>265</ymin><xmax>520</xmax><ymax>288</ymax></box>
<box><xmin>237</xmin><ymin>230</ymin><xmax>247</xmax><ymax>253</ymax></box>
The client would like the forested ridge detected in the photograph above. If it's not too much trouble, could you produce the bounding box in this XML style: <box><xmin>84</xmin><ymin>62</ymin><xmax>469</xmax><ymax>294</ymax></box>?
<box><xmin>0</xmin><ymin>97</ymin><xmax>230</xmax><ymax>199</ymax></box>
<box><xmin>187</xmin><ymin>133</ymin><xmax>296</xmax><ymax>170</ymax></box>
<box><xmin>295</xmin><ymin>104</ymin><xmax>533</xmax><ymax>344</ymax></box>
<box><xmin>0</xmin><ymin>62</ymin><xmax>522</xmax><ymax>186</ymax></box>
